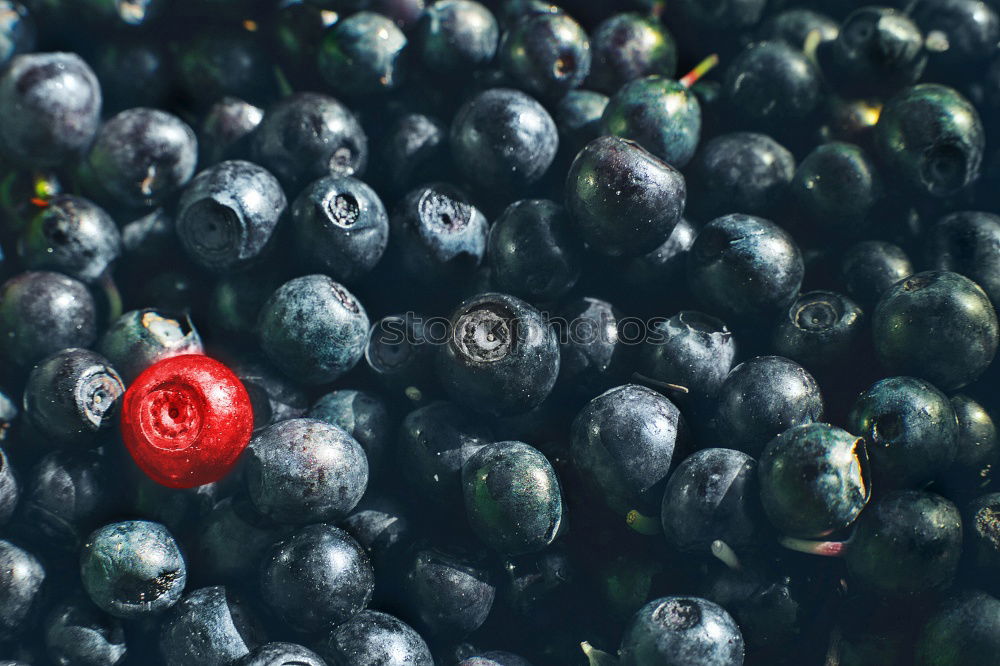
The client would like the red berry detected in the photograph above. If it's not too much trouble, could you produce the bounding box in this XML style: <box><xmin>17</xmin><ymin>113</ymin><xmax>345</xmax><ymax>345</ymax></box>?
<box><xmin>120</xmin><ymin>354</ymin><xmax>253</xmax><ymax>489</ymax></box>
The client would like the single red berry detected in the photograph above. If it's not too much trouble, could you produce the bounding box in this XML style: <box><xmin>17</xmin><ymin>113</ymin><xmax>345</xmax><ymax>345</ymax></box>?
<box><xmin>120</xmin><ymin>354</ymin><xmax>253</xmax><ymax>489</ymax></box>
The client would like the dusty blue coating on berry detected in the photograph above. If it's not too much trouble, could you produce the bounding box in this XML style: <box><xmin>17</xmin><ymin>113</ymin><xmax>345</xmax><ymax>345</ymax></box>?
<box><xmin>159</xmin><ymin>586</ymin><xmax>262</xmax><ymax>666</ymax></box>
<box><xmin>723</xmin><ymin>41</ymin><xmax>820</xmax><ymax>126</ymax></box>
<box><xmin>199</xmin><ymin>96</ymin><xmax>263</xmax><ymax>165</ymax></box>
<box><xmin>0</xmin><ymin>539</ymin><xmax>45</xmax><ymax>641</ymax></box>
<box><xmin>487</xmin><ymin>198</ymin><xmax>583</xmax><ymax>303</ymax></box>
<box><xmin>772</xmin><ymin>290</ymin><xmax>865</xmax><ymax>369</ymax></box>
<box><xmin>236</xmin><ymin>642</ymin><xmax>326</xmax><ymax>666</ymax></box>
<box><xmin>80</xmin><ymin>520</ymin><xmax>186</xmax><ymax>619</ymax></box>
<box><xmin>873</xmin><ymin>270</ymin><xmax>998</xmax><ymax>391</ymax></box>
<box><xmin>0</xmin><ymin>52</ymin><xmax>101</xmax><ymax>167</ymax></box>
<box><xmin>0</xmin><ymin>447</ymin><xmax>17</xmax><ymax>526</ymax></box>
<box><xmin>43</xmin><ymin>595</ymin><xmax>127</xmax><ymax>666</ymax></box>
<box><xmin>790</xmin><ymin>142</ymin><xmax>881</xmax><ymax>238</ymax></box>
<box><xmin>499</xmin><ymin>9</ymin><xmax>590</xmax><ymax>99</ymax></box>
<box><xmin>589</xmin><ymin>12</ymin><xmax>677</xmax><ymax>95</ymax></box>
<box><xmin>566</xmin><ymin>135</ymin><xmax>685</xmax><ymax>258</ymax></box>
<box><xmin>309</xmin><ymin>389</ymin><xmax>390</xmax><ymax>472</ymax></box>
<box><xmin>926</xmin><ymin>211</ymin><xmax>1000</xmax><ymax>309</ymax></box>
<box><xmin>319</xmin><ymin>12</ymin><xmax>408</xmax><ymax>96</ymax></box>
<box><xmin>661</xmin><ymin>448</ymin><xmax>768</xmax><ymax>554</ymax></box>
<box><xmin>257</xmin><ymin>274</ymin><xmax>370</xmax><ymax>385</ymax></box>
<box><xmin>435</xmin><ymin>292</ymin><xmax>560</xmax><ymax>417</ymax></box>
<box><xmin>260</xmin><ymin>524</ymin><xmax>373</xmax><ymax>633</ymax></box>
<box><xmin>450</xmin><ymin>88</ymin><xmax>558</xmax><ymax>192</ymax></box>
<box><xmin>292</xmin><ymin>176</ymin><xmax>388</xmax><ymax>284</ymax></box>
<box><xmin>98</xmin><ymin>308</ymin><xmax>203</xmax><ymax>383</ymax></box>
<box><xmin>554</xmin><ymin>89</ymin><xmax>608</xmax><ymax>151</ymax></box>
<box><xmin>417</xmin><ymin>0</ymin><xmax>499</xmax><ymax>75</ymax></box>
<box><xmin>244</xmin><ymin>418</ymin><xmax>369</xmax><ymax>524</ymax></box>
<box><xmin>915</xmin><ymin>590</ymin><xmax>1000</xmax><ymax>666</ymax></box>
<box><xmin>840</xmin><ymin>240</ymin><xmax>913</xmax><ymax>307</ymax></box>
<box><xmin>403</xmin><ymin>545</ymin><xmax>496</xmax><ymax>637</ymax></box>
<box><xmin>379</xmin><ymin>113</ymin><xmax>447</xmax><ymax>197</ymax></box>
<box><xmin>688</xmin><ymin>215</ymin><xmax>804</xmax><ymax>320</ymax></box>
<box><xmin>640</xmin><ymin>310</ymin><xmax>736</xmax><ymax>405</ymax></box>
<box><xmin>571</xmin><ymin>384</ymin><xmax>686</xmax><ymax>516</ymax></box>
<box><xmin>602</xmin><ymin>76</ymin><xmax>701</xmax><ymax>168</ymax></box>
<box><xmin>619</xmin><ymin>596</ymin><xmax>745</xmax><ymax>666</ymax></box>
<box><xmin>711</xmin><ymin>356</ymin><xmax>823</xmax><ymax>457</ymax></box>
<box><xmin>86</xmin><ymin>108</ymin><xmax>198</xmax><ymax>208</ymax></box>
<box><xmin>251</xmin><ymin>92</ymin><xmax>368</xmax><ymax>189</ymax></box>
<box><xmin>0</xmin><ymin>271</ymin><xmax>97</xmax><ymax>368</ymax></box>
<box><xmin>846</xmin><ymin>490</ymin><xmax>962</xmax><ymax>598</ymax></box>
<box><xmin>848</xmin><ymin>375</ymin><xmax>959</xmax><ymax>490</ymax></box>
<box><xmin>758</xmin><ymin>423</ymin><xmax>870</xmax><ymax>538</ymax></box>
<box><xmin>462</xmin><ymin>441</ymin><xmax>563</xmax><ymax>555</ymax></box>
<box><xmin>874</xmin><ymin>84</ymin><xmax>984</xmax><ymax>197</ymax></box>
<box><xmin>317</xmin><ymin>610</ymin><xmax>433</xmax><ymax>666</ymax></box>
<box><xmin>17</xmin><ymin>194</ymin><xmax>121</xmax><ymax>283</ymax></box>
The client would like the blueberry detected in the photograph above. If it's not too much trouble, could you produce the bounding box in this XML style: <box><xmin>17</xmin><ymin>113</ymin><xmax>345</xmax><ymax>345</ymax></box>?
<box><xmin>873</xmin><ymin>271</ymin><xmax>998</xmax><ymax>391</ymax></box>
<box><xmin>80</xmin><ymin>520</ymin><xmax>186</xmax><ymax>619</ymax></box>
<box><xmin>789</xmin><ymin>142</ymin><xmax>882</xmax><ymax>239</ymax></box>
<box><xmin>0</xmin><ymin>539</ymin><xmax>45</xmax><ymax>641</ymax></box>
<box><xmin>309</xmin><ymin>389</ymin><xmax>390</xmax><ymax>472</ymax></box>
<box><xmin>771</xmin><ymin>291</ymin><xmax>865</xmax><ymax>370</ymax></box>
<box><xmin>199</xmin><ymin>96</ymin><xmax>264</xmax><ymax>166</ymax></box>
<box><xmin>554</xmin><ymin>89</ymin><xmax>608</xmax><ymax>152</ymax></box>
<box><xmin>926</xmin><ymin>211</ymin><xmax>1000</xmax><ymax>309</ymax></box>
<box><xmin>499</xmin><ymin>8</ymin><xmax>590</xmax><ymax>100</ymax></box>
<box><xmin>966</xmin><ymin>492</ymin><xmax>1000</xmax><ymax>571</ymax></box>
<box><xmin>176</xmin><ymin>31</ymin><xmax>276</xmax><ymax>108</ymax></box>
<box><xmin>571</xmin><ymin>384</ymin><xmax>686</xmax><ymax>517</ymax></box>
<box><xmin>723</xmin><ymin>41</ymin><xmax>820</xmax><ymax>127</ymax></box>
<box><xmin>435</xmin><ymin>292</ymin><xmax>559</xmax><ymax>416</ymax></box>
<box><xmin>0</xmin><ymin>447</ymin><xmax>17</xmax><ymax>526</ymax></box>
<box><xmin>914</xmin><ymin>0</ymin><xmax>1000</xmax><ymax>73</ymax></box>
<box><xmin>315</xmin><ymin>610</ymin><xmax>433</xmax><ymax>666</ymax></box>
<box><xmin>458</xmin><ymin>652</ymin><xmax>533</xmax><ymax>666</ymax></box>
<box><xmin>0</xmin><ymin>271</ymin><xmax>97</xmax><ymax>369</ymax></box>
<box><xmin>226</xmin><ymin>355</ymin><xmax>306</xmax><ymax>430</ymax></box>
<box><xmin>672</xmin><ymin>0</ymin><xmax>766</xmax><ymax>36</ymax></box>
<box><xmin>915</xmin><ymin>590</ymin><xmax>1000</xmax><ymax>666</ymax></box>
<box><xmin>661</xmin><ymin>448</ymin><xmax>768</xmax><ymax>555</ymax></box>
<box><xmin>639</xmin><ymin>311</ymin><xmax>736</xmax><ymax>406</ymax></box>
<box><xmin>176</xmin><ymin>160</ymin><xmax>288</xmax><ymax>273</ymax></box>
<box><xmin>364</xmin><ymin>313</ymin><xmax>438</xmax><ymax>400</ymax></box>
<box><xmin>487</xmin><ymin>198</ymin><xmax>583</xmax><ymax>303</ymax></box>
<box><xmin>462</xmin><ymin>440</ymin><xmax>563</xmax><ymax>555</ymax></box>
<box><xmin>256</xmin><ymin>275</ymin><xmax>370</xmax><ymax>385</ymax></box>
<box><xmin>243</xmin><ymin>418</ymin><xmax>368</xmax><ymax>524</ymax></box>
<box><xmin>618</xmin><ymin>217</ymin><xmax>697</xmax><ymax>289</ymax></box>
<box><xmin>98</xmin><ymin>308</ymin><xmax>203</xmax><ymax>384</ymax></box>
<box><xmin>159</xmin><ymin>586</ymin><xmax>262</xmax><ymax>666</ymax></box>
<box><xmin>555</xmin><ymin>296</ymin><xmax>629</xmax><ymax>396</ymax></box>
<box><xmin>874</xmin><ymin>84</ymin><xmax>984</xmax><ymax>197</ymax></box>
<box><xmin>236</xmin><ymin>642</ymin><xmax>327</xmax><ymax>666</ymax></box>
<box><xmin>92</xmin><ymin>41</ymin><xmax>169</xmax><ymax>114</ymax></box>
<box><xmin>318</xmin><ymin>11</ymin><xmax>408</xmax><ymax>96</ymax></box>
<box><xmin>450</xmin><ymin>88</ymin><xmax>558</xmax><ymax>193</ymax></box>
<box><xmin>194</xmin><ymin>497</ymin><xmax>292</xmax><ymax>583</ymax></box>
<box><xmin>22</xmin><ymin>348</ymin><xmax>123</xmax><ymax>446</ymax></box>
<box><xmin>839</xmin><ymin>240</ymin><xmax>913</xmax><ymax>307</ymax></box>
<box><xmin>756</xmin><ymin>9</ymin><xmax>839</xmax><ymax>50</ymax></box>
<box><xmin>260</xmin><ymin>524</ymin><xmax>373</xmax><ymax>632</ymax></box>
<box><xmin>17</xmin><ymin>194</ymin><xmax>121</xmax><ymax>283</ymax></box>
<box><xmin>565</xmin><ymin>135</ymin><xmax>685</xmax><ymax>257</ymax></box>
<box><xmin>43</xmin><ymin>595</ymin><xmax>127</xmax><ymax>666</ymax></box>
<box><xmin>945</xmin><ymin>395</ymin><xmax>999</xmax><ymax>495</ymax></box>
<box><xmin>618</xmin><ymin>596</ymin><xmax>744</xmax><ymax>666</ymax></box>
<box><xmin>601</xmin><ymin>76</ymin><xmax>701</xmax><ymax>168</ymax></box>
<box><xmin>688</xmin><ymin>215</ymin><xmax>804</xmax><ymax>320</ymax></box>
<box><xmin>208</xmin><ymin>270</ymin><xmax>282</xmax><ymax>346</ymax></box>
<box><xmin>501</xmin><ymin>546</ymin><xmax>577</xmax><ymax>626</ymax></box>
<box><xmin>85</xmin><ymin>108</ymin><xmax>198</xmax><ymax>208</ymax></box>
<box><xmin>377</xmin><ymin>113</ymin><xmax>448</xmax><ymax>197</ymax></box>
<box><xmin>402</xmin><ymin>544</ymin><xmax>496</xmax><ymax>637</ymax></box>
<box><xmin>0</xmin><ymin>2</ymin><xmax>34</xmax><ymax>69</ymax></box>
<box><xmin>416</xmin><ymin>0</ymin><xmax>499</xmax><ymax>76</ymax></box>
<box><xmin>711</xmin><ymin>356</ymin><xmax>824</xmax><ymax>456</ymax></box>
<box><xmin>251</xmin><ymin>92</ymin><xmax>368</xmax><ymax>190</ymax></box>
<box><xmin>588</xmin><ymin>12</ymin><xmax>677</xmax><ymax>95</ymax></box>
<box><xmin>0</xmin><ymin>52</ymin><xmax>101</xmax><ymax>167</ymax></box>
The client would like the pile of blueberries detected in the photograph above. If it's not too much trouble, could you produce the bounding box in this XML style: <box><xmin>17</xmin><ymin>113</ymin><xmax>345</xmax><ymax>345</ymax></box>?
<box><xmin>4</xmin><ymin>0</ymin><xmax>1000</xmax><ymax>664</ymax></box>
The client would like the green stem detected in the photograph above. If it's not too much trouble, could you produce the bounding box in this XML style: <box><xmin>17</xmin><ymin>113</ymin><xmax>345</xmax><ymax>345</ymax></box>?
<box><xmin>711</xmin><ymin>540</ymin><xmax>742</xmax><ymax>571</ymax></box>
<box><xmin>780</xmin><ymin>536</ymin><xmax>848</xmax><ymax>558</ymax></box>
<box><xmin>626</xmin><ymin>510</ymin><xmax>661</xmax><ymax>536</ymax></box>
<box><xmin>679</xmin><ymin>54</ymin><xmax>720</xmax><ymax>89</ymax></box>
<box><xmin>581</xmin><ymin>642</ymin><xmax>619</xmax><ymax>666</ymax></box>
<box><xmin>631</xmin><ymin>373</ymin><xmax>689</xmax><ymax>395</ymax></box>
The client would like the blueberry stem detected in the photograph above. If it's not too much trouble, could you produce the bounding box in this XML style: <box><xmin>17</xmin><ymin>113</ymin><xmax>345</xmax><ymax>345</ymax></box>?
<box><xmin>581</xmin><ymin>641</ymin><xmax>619</xmax><ymax>666</ymax></box>
<box><xmin>631</xmin><ymin>373</ymin><xmax>690</xmax><ymax>394</ymax></box>
<box><xmin>780</xmin><ymin>536</ymin><xmax>849</xmax><ymax>558</ymax></box>
<box><xmin>711</xmin><ymin>539</ymin><xmax>742</xmax><ymax>571</ymax></box>
<box><xmin>679</xmin><ymin>54</ymin><xmax>720</xmax><ymax>89</ymax></box>
<box><xmin>626</xmin><ymin>509</ymin><xmax>661</xmax><ymax>535</ymax></box>
<box><xmin>804</xmin><ymin>29</ymin><xmax>823</xmax><ymax>63</ymax></box>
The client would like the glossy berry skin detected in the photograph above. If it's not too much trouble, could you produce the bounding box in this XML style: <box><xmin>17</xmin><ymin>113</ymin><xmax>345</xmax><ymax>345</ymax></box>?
<box><xmin>23</xmin><ymin>348</ymin><xmax>124</xmax><ymax>447</ymax></box>
<box><xmin>554</xmin><ymin>89</ymin><xmax>608</xmax><ymax>152</ymax></box>
<box><xmin>790</xmin><ymin>142</ymin><xmax>881</xmax><ymax>239</ymax></box>
<box><xmin>688</xmin><ymin>215</ymin><xmax>804</xmax><ymax>320</ymax></box>
<box><xmin>462</xmin><ymin>441</ymin><xmax>563</xmax><ymax>555</ymax></box>
<box><xmin>723</xmin><ymin>41</ymin><xmax>820</xmax><ymax>127</ymax></box>
<box><xmin>291</xmin><ymin>176</ymin><xmax>388</xmax><ymax>284</ymax></box>
<box><xmin>121</xmin><ymin>354</ymin><xmax>252</xmax><ymax>489</ymax></box>
<box><xmin>436</xmin><ymin>292</ymin><xmax>559</xmax><ymax>416</ymax></box>
<box><xmin>243</xmin><ymin>418</ymin><xmax>368</xmax><ymax>524</ymax></box>
<box><xmin>487</xmin><ymin>199</ymin><xmax>583</xmax><ymax>303</ymax></box>
<box><xmin>251</xmin><ymin>93</ymin><xmax>368</xmax><ymax>190</ymax></box>
<box><xmin>451</xmin><ymin>88</ymin><xmax>558</xmax><ymax>193</ymax></box>
<box><xmin>402</xmin><ymin>545</ymin><xmax>495</xmax><ymax>637</ymax></box>
<box><xmin>602</xmin><ymin>76</ymin><xmax>701</xmax><ymax>168</ymax></box>
<box><xmin>926</xmin><ymin>211</ymin><xmax>1000</xmax><ymax>308</ymax></box>
<box><xmin>846</xmin><ymin>490</ymin><xmax>962</xmax><ymax>598</ymax></box>
<box><xmin>571</xmin><ymin>384</ymin><xmax>686</xmax><ymax>516</ymax></box>
<box><xmin>159</xmin><ymin>586</ymin><xmax>262</xmax><ymax>666</ymax></box>
<box><xmin>619</xmin><ymin>596</ymin><xmax>744</xmax><ymax>666</ymax></box>
<box><xmin>914</xmin><ymin>0</ymin><xmax>1000</xmax><ymax>72</ymax></box>
<box><xmin>318</xmin><ymin>12</ymin><xmax>408</xmax><ymax>96</ymax></box>
<box><xmin>378</xmin><ymin>113</ymin><xmax>448</xmax><ymax>197</ymax></box>
<box><xmin>499</xmin><ymin>9</ymin><xmax>590</xmax><ymax>100</ymax></box>
<box><xmin>0</xmin><ymin>271</ymin><xmax>96</xmax><ymax>368</ymax></box>
<box><xmin>712</xmin><ymin>356</ymin><xmax>824</xmax><ymax>457</ymax></box>
<box><xmin>389</xmin><ymin>182</ymin><xmax>489</xmax><ymax>285</ymax></box>
<box><xmin>757</xmin><ymin>9</ymin><xmax>839</xmax><ymax>50</ymax></box>
<box><xmin>759</xmin><ymin>423</ymin><xmax>870</xmax><ymax>538</ymax></box>
<box><xmin>848</xmin><ymin>376</ymin><xmax>959</xmax><ymax>490</ymax></box>
<box><xmin>873</xmin><ymin>271</ymin><xmax>998</xmax><ymax>391</ymax></box>
<box><xmin>875</xmin><ymin>84</ymin><xmax>984</xmax><ymax>197</ymax></box>
<box><xmin>236</xmin><ymin>642</ymin><xmax>326</xmax><ymax>666</ymax></box>
<box><xmin>945</xmin><ymin>395</ymin><xmax>998</xmax><ymax>495</ymax></box>
<box><xmin>256</xmin><ymin>275</ymin><xmax>370</xmax><ymax>385</ymax></box>
<box><xmin>0</xmin><ymin>447</ymin><xmax>17</xmax><ymax>526</ymax></box>
<box><xmin>260</xmin><ymin>524</ymin><xmax>373</xmax><ymax>632</ymax></box>
<box><xmin>199</xmin><ymin>96</ymin><xmax>263</xmax><ymax>166</ymax></box>
<box><xmin>85</xmin><ymin>108</ymin><xmax>198</xmax><ymax>208</ymax></box>
<box><xmin>17</xmin><ymin>194</ymin><xmax>121</xmax><ymax>283</ymax></box>
<box><xmin>80</xmin><ymin>520</ymin><xmax>186</xmax><ymax>619</ymax></box>
<box><xmin>619</xmin><ymin>217</ymin><xmax>697</xmax><ymax>288</ymax></box>
<box><xmin>661</xmin><ymin>448</ymin><xmax>768</xmax><ymax>554</ymax></box>
<box><xmin>0</xmin><ymin>539</ymin><xmax>45</xmax><ymax>641</ymax></box>
<box><xmin>99</xmin><ymin>309</ymin><xmax>203</xmax><ymax>384</ymax></box>
<box><xmin>316</xmin><ymin>610</ymin><xmax>433</xmax><ymax>666</ymax></box>
<box><xmin>556</xmin><ymin>296</ymin><xmax>628</xmax><ymax>395</ymax></box>
<box><xmin>0</xmin><ymin>52</ymin><xmax>101</xmax><ymax>167</ymax></box>
<box><xmin>588</xmin><ymin>12</ymin><xmax>677</xmax><ymax>95</ymax></box>
<box><xmin>416</xmin><ymin>0</ymin><xmax>499</xmax><ymax>76</ymax></box>
<box><xmin>43</xmin><ymin>595</ymin><xmax>126</xmax><ymax>666</ymax></box>
<box><xmin>689</xmin><ymin>132</ymin><xmax>795</xmax><ymax>220</ymax></box>
<box><xmin>566</xmin><ymin>135</ymin><xmax>686</xmax><ymax>257</ymax></box>
<box><xmin>819</xmin><ymin>7</ymin><xmax>926</xmax><ymax>98</ymax></box>
<box><xmin>840</xmin><ymin>240</ymin><xmax>913</xmax><ymax>307</ymax></box>
<box><xmin>640</xmin><ymin>311</ymin><xmax>736</xmax><ymax>406</ymax></box>
<box><xmin>915</xmin><ymin>590</ymin><xmax>1000</xmax><ymax>666</ymax></box>
<box><xmin>771</xmin><ymin>291</ymin><xmax>864</xmax><ymax>369</ymax></box>
<box><xmin>309</xmin><ymin>390</ymin><xmax>390</xmax><ymax>472</ymax></box>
